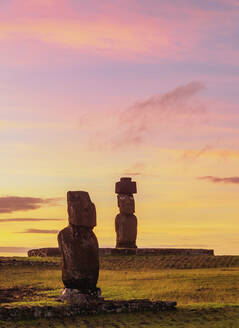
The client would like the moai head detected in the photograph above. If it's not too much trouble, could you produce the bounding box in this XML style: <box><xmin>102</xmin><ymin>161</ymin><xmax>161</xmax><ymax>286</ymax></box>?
<box><xmin>117</xmin><ymin>194</ymin><xmax>135</xmax><ymax>214</ymax></box>
<box><xmin>115</xmin><ymin>177</ymin><xmax>137</xmax><ymax>215</ymax></box>
<box><xmin>67</xmin><ymin>191</ymin><xmax>96</xmax><ymax>228</ymax></box>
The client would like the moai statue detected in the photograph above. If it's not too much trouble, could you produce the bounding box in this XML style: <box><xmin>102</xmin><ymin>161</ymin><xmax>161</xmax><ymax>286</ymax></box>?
<box><xmin>115</xmin><ymin>177</ymin><xmax>137</xmax><ymax>248</ymax></box>
<box><xmin>58</xmin><ymin>191</ymin><xmax>100</xmax><ymax>304</ymax></box>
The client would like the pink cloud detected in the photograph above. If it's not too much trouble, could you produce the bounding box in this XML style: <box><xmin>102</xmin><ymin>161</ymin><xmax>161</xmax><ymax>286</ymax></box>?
<box><xmin>82</xmin><ymin>81</ymin><xmax>208</xmax><ymax>150</ymax></box>
<box><xmin>115</xmin><ymin>81</ymin><xmax>206</xmax><ymax>147</ymax></box>
<box><xmin>198</xmin><ymin>176</ymin><xmax>239</xmax><ymax>184</ymax></box>
<box><xmin>82</xmin><ymin>80</ymin><xmax>239</xmax><ymax>154</ymax></box>
<box><xmin>0</xmin><ymin>0</ymin><xmax>69</xmax><ymax>19</ymax></box>
<box><xmin>0</xmin><ymin>1</ymin><xmax>238</xmax><ymax>64</ymax></box>
<box><xmin>0</xmin><ymin>19</ymin><xmax>174</xmax><ymax>59</ymax></box>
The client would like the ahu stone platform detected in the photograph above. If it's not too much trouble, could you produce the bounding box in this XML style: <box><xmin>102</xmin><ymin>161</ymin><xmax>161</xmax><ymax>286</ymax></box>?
<box><xmin>0</xmin><ymin>299</ymin><xmax>177</xmax><ymax>321</ymax></box>
<box><xmin>28</xmin><ymin>247</ymin><xmax>214</xmax><ymax>257</ymax></box>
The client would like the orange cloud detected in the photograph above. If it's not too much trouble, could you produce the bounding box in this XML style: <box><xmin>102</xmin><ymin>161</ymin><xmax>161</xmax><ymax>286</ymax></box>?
<box><xmin>182</xmin><ymin>145</ymin><xmax>213</xmax><ymax>162</ymax></box>
<box><xmin>183</xmin><ymin>148</ymin><xmax>239</xmax><ymax>162</ymax></box>
<box><xmin>0</xmin><ymin>218</ymin><xmax>63</xmax><ymax>223</ymax></box>
<box><xmin>0</xmin><ymin>19</ymin><xmax>172</xmax><ymax>58</ymax></box>
<box><xmin>0</xmin><ymin>119</ymin><xmax>74</xmax><ymax>132</ymax></box>
<box><xmin>21</xmin><ymin>229</ymin><xmax>59</xmax><ymax>234</ymax></box>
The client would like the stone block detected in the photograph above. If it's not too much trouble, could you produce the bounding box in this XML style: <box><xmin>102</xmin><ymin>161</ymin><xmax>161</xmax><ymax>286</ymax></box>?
<box><xmin>115</xmin><ymin>177</ymin><xmax>137</xmax><ymax>194</ymax></box>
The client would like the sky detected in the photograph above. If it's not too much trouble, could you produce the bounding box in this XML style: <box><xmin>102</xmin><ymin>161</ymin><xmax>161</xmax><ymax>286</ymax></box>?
<box><xmin>0</xmin><ymin>0</ymin><xmax>239</xmax><ymax>256</ymax></box>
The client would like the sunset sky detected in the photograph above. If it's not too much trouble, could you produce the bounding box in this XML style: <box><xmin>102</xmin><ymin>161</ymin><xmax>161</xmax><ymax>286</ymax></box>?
<box><xmin>1</xmin><ymin>0</ymin><xmax>239</xmax><ymax>256</ymax></box>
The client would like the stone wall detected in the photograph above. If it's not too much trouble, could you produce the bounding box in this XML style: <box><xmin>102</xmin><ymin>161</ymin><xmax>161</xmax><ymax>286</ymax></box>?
<box><xmin>28</xmin><ymin>247</ymin><xmax>214</xmax><ymax>257</ymax></box>
<box><xmin>0</xmin><ymin>258</ymin><xmax>58</xmax><ymax>267</ymax></box>
<box><xmin>28</xmin><ymin>248</ymin><xmax>60</xmax><ymax>257</ymax></box>
<box><xmin>99</xmin><ymin>248</ymin><xmax>214</xmax><ymax>256</ymax></box>
<box><xmin>0</xmin><ymin>299</ymin><xmax>176</xmax><ymax>321</ymax></box>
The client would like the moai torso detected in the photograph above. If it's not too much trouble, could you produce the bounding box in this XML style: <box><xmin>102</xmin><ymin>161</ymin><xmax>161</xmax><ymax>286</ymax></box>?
<box><xmin>57</xmin><ymin>191</ymin><xmax>99</xmax><ymax>293</ymax></box>
<box><xmin>115</xmin><ymin>178</ymin><xmax>138</xmax><ymax>248</ymax></box>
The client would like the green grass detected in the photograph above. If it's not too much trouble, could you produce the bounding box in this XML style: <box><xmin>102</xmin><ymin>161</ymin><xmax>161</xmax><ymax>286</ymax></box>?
<box><xmin>1</xmin><ymin>266</ymin><xmax>239</xmax><ymax>305</ymax></box>
<box><xmin>0</xmin><ymin>256</ymin><xmax>239</xmax><ymax>327</ymax></box>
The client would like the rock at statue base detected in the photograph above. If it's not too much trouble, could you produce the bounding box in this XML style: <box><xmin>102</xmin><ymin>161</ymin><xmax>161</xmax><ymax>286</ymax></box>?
<box><xmin>115</xmin><ymin>178</ymin><xmax>138</xmax><ymax>249</ymax></box>
<box><xmin>60</xmin><ymin>287</ymin><xmax>103</xmax><ymax>305</ymax></box>
<box><xmin>58</xmin><ymin>191</ymin><xmax>100</xmax><ymax>301</ymax></box>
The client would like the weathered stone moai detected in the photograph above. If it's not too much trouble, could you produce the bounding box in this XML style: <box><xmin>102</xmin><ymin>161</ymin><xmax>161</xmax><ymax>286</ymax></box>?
<box><xmin>57</xmin><ymin>191</ymin><xmax>100</xmax><ymax>304</ymax></box>
<box><xmin>115</xmin><ymin>177</ymin><xmax>138</xmax><ymax>248</ymax></box>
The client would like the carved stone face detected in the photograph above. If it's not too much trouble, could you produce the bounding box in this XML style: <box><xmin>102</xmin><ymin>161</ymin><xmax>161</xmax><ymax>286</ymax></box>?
<box><xmin>117</xmin><ymin>194</ymin><xmax>135</xmax><ymax>214</ymax></box>
<box><xmin>67</xmin><ymin>191</ymin><xmax>96</xmax><ymax>228</ymax></box>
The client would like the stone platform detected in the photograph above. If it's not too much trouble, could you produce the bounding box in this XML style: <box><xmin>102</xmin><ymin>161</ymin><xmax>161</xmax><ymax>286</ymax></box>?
<box><xmin>0</xmin><ymin>299</ymin><xmax>177</xmax><ymax>321</ymax></box>
<box><xmin>28</xmin><ymin>247</ymin><xmax>214</xmax><ymax>257</ymax></box>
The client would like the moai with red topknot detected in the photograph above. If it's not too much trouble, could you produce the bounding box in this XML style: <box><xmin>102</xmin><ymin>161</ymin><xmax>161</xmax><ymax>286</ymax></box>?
<box><xmin>115</xmin><ymin>177</ymin><xmax>138</xmax><ymax>248</ymax></box>
<box><xmin>58</xmin><ymin>191</ymin><xmax>101</xmax><ymax>304</ymax></box>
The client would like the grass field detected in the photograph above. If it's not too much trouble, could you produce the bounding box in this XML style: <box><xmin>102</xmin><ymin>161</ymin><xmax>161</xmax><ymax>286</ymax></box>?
<box><xmin>0</xmin><ymin>255</ymin><xmax>239</xmax><ymax>327</ymax></box>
